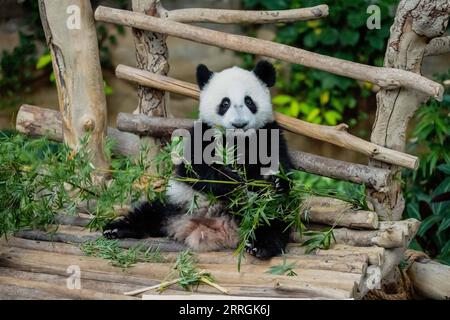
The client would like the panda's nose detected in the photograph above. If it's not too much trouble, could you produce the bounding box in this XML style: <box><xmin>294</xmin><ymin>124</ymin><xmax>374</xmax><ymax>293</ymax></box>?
<box><xmin>232</xmin><ymin>122</ymin><xmax>248</xmax><ymax>129</ymax></box>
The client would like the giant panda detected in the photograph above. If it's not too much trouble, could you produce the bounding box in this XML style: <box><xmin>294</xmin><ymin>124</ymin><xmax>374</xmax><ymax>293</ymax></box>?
<box><xmin>103</xmin><ymin>60</ymin><xmax>294</xmax><ymax>259</ymax></box>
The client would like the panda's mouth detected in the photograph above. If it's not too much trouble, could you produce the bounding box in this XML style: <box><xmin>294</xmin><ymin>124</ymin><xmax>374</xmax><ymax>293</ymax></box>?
<box><xmin>231</xmin><ymin>122</ymin><xmax>249</xmax><ymax>129</ymax></box>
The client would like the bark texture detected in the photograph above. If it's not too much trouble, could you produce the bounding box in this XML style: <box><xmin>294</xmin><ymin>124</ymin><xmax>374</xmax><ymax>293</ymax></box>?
<box><xmin>367</xmin><ymin>0</ymin><xmax>450</xmax><ymax>220</ymax></box>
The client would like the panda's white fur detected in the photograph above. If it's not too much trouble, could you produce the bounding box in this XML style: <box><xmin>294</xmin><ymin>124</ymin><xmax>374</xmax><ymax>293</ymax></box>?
<box><xmin>199</xmin><ymin>66</ymin><xmax>274</xmax><ymax>130</ymax></box>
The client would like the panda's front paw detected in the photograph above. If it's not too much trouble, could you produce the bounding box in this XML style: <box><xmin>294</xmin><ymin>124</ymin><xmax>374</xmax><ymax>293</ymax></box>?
<box><xmin>271</xmin><ymin>176</ymin><xmax>290</xmax><ymax>193</ymax></box>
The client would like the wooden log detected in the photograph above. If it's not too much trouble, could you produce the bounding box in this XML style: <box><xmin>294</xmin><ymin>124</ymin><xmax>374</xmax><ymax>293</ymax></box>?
<box><xmin>0</xmin><ymin>267</ymin><xmax>155</xmax><ymax>298</ymax></box>
<box><xmin>16</xmin><ymin>104</ymin><xmax>140</xmax><ymax>156</ymax></box>
<box><xmin>366</xmin><ymin>0</ymin><xmax>450</xmax><ymax>220</ymax></box>
<box><xmin>407</xmin><ymin>258</ymin><xmax>450</xmax><ymax>300</ymax></box>
<box><xmin>300</xmin><ymin>196</ymin><xmax>379</xmax><ymax>230</ymax></box>
<box><xmin>39</xmin><ymin>0</ymin><xmax>109</xmax><ymax>171</ymax></box>
<box><xmin>0</xmin><ymin>246</ymin><xmax>357</xmax><ymax>299</ymax></box>
<box><xmin>424</xmin><ymin>36</ymin><xmax>450</xmax><ymax>56</ymax></box>
<box><xmin>115</xmin><ymin>65</ymin><xmax>419</xmax><ymax>170</ymax></box>
<box><xmin>16</xmin><ymin>104</ymin><xmax>392</xmax><ymax>191</ymax></box>
<box><xmin>160</xmin><ymin>5</ymin><xmax>329</xmax><ymax>23</ymax></box>
<box><xmin>293</xmin><ymin>219</ymin><xmax>421</xmax><ymax>248</ymax></box>
<box><xmin>14</xmin><ymin>225</ymin><xmax>187</xmax><ymax>252</ymax></box>
<box><xmin>0</xmin><ymin>274</ymin><xmax>138</xmax><ymax>300</ymax></box>
<box><xmin>2</xmin><ymin>236</ymin><xmax>367</xmax><ymax>275</ymax></box>
<box><xmin>95</xmin><ymin>6</ymin><xmax>444</xmax><ymax>100</ymax></box>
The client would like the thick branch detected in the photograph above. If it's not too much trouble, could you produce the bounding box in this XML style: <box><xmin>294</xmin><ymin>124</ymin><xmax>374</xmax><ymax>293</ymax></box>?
<box><xmin>116</xmin><ymin>65</ymin><xmax>419</xmax><ymax>170</ymax></box>
<box><xmin>161</xmin><ymin>5</ymin><xmax>329</xmax><ymax>23</ymax></box>
<box><xmin>16</xmin><ymin>104</ymin><xmax>140</xmax><ymax>157</ymax></box>
<box><xmin>300</xmin><ymin>196</ymin><xmax>379</xmax><ymax>230</ymax></box>
<box><xmin>424</xmin><ymin>36</ymin><xmax>450</xmax><ymax>56</ymax></box>
<box><xmin>39</xmin><ymin>0</ymin><xmax>109</xmax><ymax>170</ymax></box>
<box><xmin>16</xmin><ymin>104</ymin><xmax>391</xmax><ymax>191</ymax></box>
<box><xmin>95</xmin><ymin>6</ymin><xmax>443</xmax><ymax>100</ymax></box>
<box><xmin>367</xmin><ymin>0</ymin><xmax>449</xmax><ymax>220</ymax></box>
<box><xmin>293</xmin><ymin>219</ymin><xmax>420</xmax><ymax>249</ymax></box>
<box><xmin>407</xmin><ymin>256</ymin><xmax>450</xmax><ymax>300</ymax></box>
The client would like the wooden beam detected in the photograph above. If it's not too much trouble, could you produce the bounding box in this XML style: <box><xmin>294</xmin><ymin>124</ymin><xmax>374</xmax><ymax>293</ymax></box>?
<box><xmin>16</xmin><ymin>104</ymin><xmax>392</xmax><ymax>191</ymax></box>
<box><xmin>160</xmin><ymin>5</ymin><xmax>329</xmax><ymax>23</ymax></box>
<box><xmin>38</xmin><ymin>0</ymin><xmax>109</xmax><ymax>171</ymax></box>
<box><xmin>115</xmin><ymin>65</ymin><xmax>419</xmax><ymax>170</ymax></box>
<box><xmin>95</xmin><ymin>6</ymin><xmax>444</xmax><ymax>100</ymax></box>
<box><xmin>16</xmin><ymin>104</ymin><xmax>140</xmax><ymax>157</ymax></box>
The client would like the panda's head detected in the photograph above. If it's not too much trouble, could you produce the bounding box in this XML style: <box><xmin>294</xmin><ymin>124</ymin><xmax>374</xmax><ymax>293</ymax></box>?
<box><xmin>196</xmin><ymin>60</ymin><xmax>276</xmax><ymax>130</ymax></box>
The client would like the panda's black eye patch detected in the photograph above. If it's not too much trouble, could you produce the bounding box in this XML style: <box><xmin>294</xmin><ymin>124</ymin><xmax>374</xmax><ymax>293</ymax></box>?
<box><xmin>218</xmin><ymin>97</ymin><xmax>231</xmax><ymax>116</ymax></box>
<box><xmin>244</xmin><ymin>96</ymin><xmax>257</xmax><ymax>114</ymax></box>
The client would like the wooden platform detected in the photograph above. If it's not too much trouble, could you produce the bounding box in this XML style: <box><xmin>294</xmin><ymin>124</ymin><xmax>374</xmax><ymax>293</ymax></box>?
<box><xmin>0</xmin><ymin>216</ymin><xmax>416</xmax><ymax>300</ymax></box>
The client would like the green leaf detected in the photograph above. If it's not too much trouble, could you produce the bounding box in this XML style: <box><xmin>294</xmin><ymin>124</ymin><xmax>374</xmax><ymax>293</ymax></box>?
<box><xmin>432</xmin><ymin>177</ymin><xmax>450</xmax><ymax>215</ymax></box>
<box><xmin>303</xmin><ymin>32</ymin><xmax>319</xmax><ymax>48</ymax></box>
<box><xmin>406</xmin><ymin>202</ymin><xmax>421</xmax><ymax>220</ymax></box>
<box><xmin>340</xmin><ymin>29</ymin><xmax>360</xmax><ymax>46</ymax></box>
<box><xmin>367</xmin><ymin>35</ymin><xmax>385</xmax><ymax>51</ymax></box>
<box><xmin>418</xmin><ymin>215</ymin><xmax>442</xmax><ymax>237</ymax></box>
<box><xmin>306</xmin><ymin>108</ymin><xmax>320</xmax><ymax>122</ymax></box>
<box><xmin>324</xmin><ymin>111</ymin><xmax>342</xmax><ymax>126</ymax></box>
<box><xmin>288</xmin><ymin>100</ymin><xmax>301</xmax><ymax>117</ymax></box>
<box><xmin>320</xmin><ymin>28</ymin><xmax>339</xmax><ymax>46</ymax></box>
<box><xmin>438</xmin><ymin>164</ymin><xmax>450</xmax><ymax>175</ymax></box>
<box><xmin>272</xmin><ymin>95</ymin><xmax>293</xmax><ymax>105</ymax></box>
<box><xmin>347</xmin><ymin>12</ymin><xmax>366</xmax><ymax>28</ymax></box>
<box><xmin>437</xmin><ymin>217</ymin><xmax>450</xmax><ymax>234</ymax></box>
<box><xmin>36</xmin><ymin>54</ymin><xmax>52</xmax><ymax>70</ymax></box>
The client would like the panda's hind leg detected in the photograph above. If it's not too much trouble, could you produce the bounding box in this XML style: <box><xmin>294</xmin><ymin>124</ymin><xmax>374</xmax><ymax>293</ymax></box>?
<box><xmin>245</xmin><ymin>220</ymin><xmax>290</xmax><ymax>260</ymax></box>
<box><xmin>103</xmin><ymin>200</ymin><xmax>182</xmax><ymax>239</ymax></box>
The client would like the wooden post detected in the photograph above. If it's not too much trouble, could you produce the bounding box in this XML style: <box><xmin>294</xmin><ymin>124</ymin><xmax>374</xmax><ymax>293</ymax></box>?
<box><xmin>367</xmin><ymin>0</ymin><xmax>449</xmax><ymax>220</ymax></box>
<box><xmin>38</xmin><ymin>0</ymin><xmax>109</xmax><ymax>171</ymax></box>
<box><xmin>131</xmin><ymin>0</ymin><xmax>169</xmax><ymax>170</ymax></box>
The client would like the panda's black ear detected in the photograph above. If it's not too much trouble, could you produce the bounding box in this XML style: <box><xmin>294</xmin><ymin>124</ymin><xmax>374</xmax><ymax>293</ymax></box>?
<box><xmin>253</xmin><ymin>60</ymin><xmax>276</xmax><ymax>88</ymax></box>
<box><xmin>196</xmin><ymin>64</ymin><xmax>213</xmax><ymax>90</ymax></box>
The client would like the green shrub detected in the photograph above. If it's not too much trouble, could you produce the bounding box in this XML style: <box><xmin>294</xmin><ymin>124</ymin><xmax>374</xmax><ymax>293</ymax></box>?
<box><xmin>404</xmin><ymin>71</ymin><xmax>450</xmax><ymax>265</ymax></box>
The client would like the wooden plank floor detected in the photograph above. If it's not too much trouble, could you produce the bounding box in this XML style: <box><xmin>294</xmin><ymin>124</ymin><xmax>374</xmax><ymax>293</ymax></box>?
<box><xmin>0</xmin><ymin>218</ymin><xmax>388</xmax><ymax>300</ymax></box>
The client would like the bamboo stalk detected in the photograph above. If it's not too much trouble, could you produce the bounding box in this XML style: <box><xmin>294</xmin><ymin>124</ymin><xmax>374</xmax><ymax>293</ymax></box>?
<box><xmin>161</xmin><ymin>5</ymin><xmax>329</xmax><ymax>23</ymax></box>
<box><xmin>95</xmin><ymin>6</ymin><xmax>443</xmax><ymax>100</ymax></box>
<box><xmin>115</xmin><ymin>65</ymin><xmax>419</xmax><ymax>170</ymax></box>
<box><xmin>16</xmin><ymin>104</ymin><xmax>392</xmax><ymax>191</ymax></box>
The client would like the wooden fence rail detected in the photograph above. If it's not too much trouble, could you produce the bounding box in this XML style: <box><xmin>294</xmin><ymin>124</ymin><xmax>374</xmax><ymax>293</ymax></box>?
<box><xmin>116</xmin><ymin>64</ymin><xmax>419</xmax><ymax>170</ymax></box>
<box><xmin>95</xmin><ymin>6</ymin><xmax>444</xmax><ymax>101</ymax></box>
<box><xmin>16</xmin><ymin>104</ymin><xmax>392</xmax><ymax>191</ymax></box>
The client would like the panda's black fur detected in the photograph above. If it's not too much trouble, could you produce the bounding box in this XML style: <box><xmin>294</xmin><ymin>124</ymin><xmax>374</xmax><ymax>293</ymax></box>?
<box><xmin>104</xmin><ymin>61</ymin><xmax>294</xmax><ymax>260</ymax></box>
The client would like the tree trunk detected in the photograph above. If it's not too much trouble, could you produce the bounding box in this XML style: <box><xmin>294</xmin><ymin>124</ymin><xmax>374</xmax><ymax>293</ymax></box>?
<box><xmin>131</xmin><ymin>0</ymin><xmax>169</xmax><ymax>172</ymax></box>
<box><xmin>38</xmin><ymin>0</ymin><xmax>109</xmax><ymax>171</ymax></box>
<box><xmin>367</xmin><ymin>0</ymin><xmax>449</xmax><ymax>220</ymax></box>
